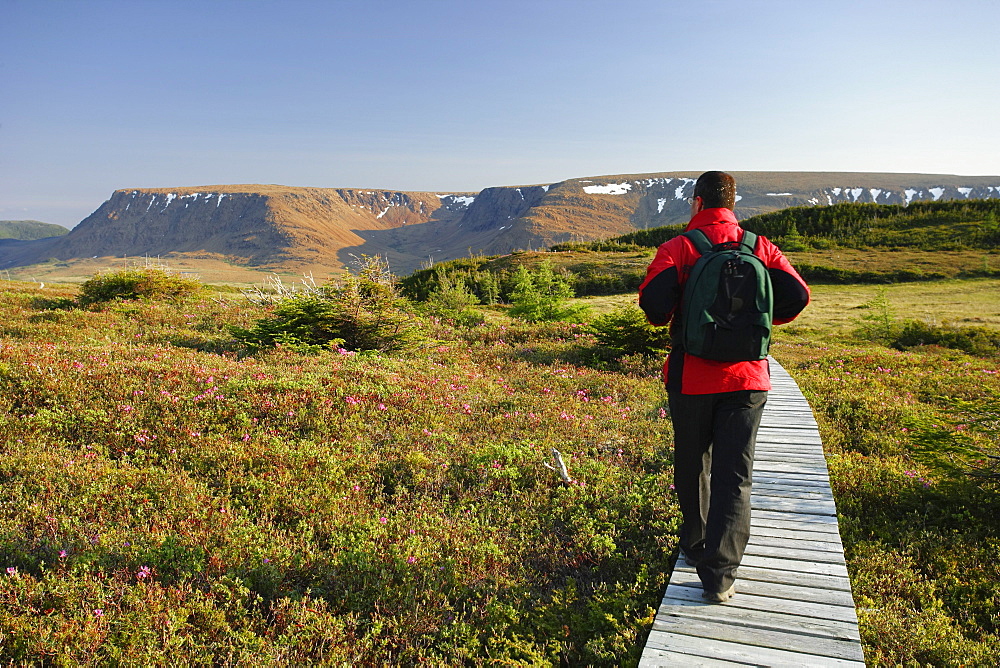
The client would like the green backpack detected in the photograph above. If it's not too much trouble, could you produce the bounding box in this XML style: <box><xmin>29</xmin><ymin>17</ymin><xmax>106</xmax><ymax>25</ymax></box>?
<box><xmin>679</xmin><ymin>228</ymin><xmax>774</xmax><ymax>361</ymax></box>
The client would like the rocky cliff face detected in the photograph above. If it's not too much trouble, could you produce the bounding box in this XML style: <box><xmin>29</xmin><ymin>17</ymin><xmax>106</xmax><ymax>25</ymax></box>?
<box><xmin>2</xmin><ymin>172</ymin><xmax>999</xmax><ymax>278</ymax></box>
<box><xmin>0</xmin><ymin>185</ymin><xmax>473</xmax><ymax>271</ymax></box>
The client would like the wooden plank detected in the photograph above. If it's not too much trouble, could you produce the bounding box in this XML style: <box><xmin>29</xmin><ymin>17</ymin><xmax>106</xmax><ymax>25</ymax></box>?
<box><xmin>750</xmin><ymin>524</ymin><xmax>844</xmax><ymax>552</ymax></box>
<box><xmin>665</xmin><ymin>582</ymin><xmax>860</xmax><ymax>623</ymax></box>
<box><xmin>641</xmin><ymin>632</ymin><xmax>865</xmax><ymax>667</ymax></box>
<box><xmin>650</xmin><ymin>617</ymin><xmax>864</xmax><ymax>661</ymax></box>
<box><xmin>751</xmin><ymin>493</ymin><xmax>837</xmax><ymax>508</ymax></box>
<box><xmin>744</xmin><ymin>543</ymin><xmax>848</xmax><ymax>565</ymax></box>
<box><xmin>754</xmin><ymin>479</ymin><xmax>834</xmax><ymax>492</ymax></box>
<box><xmin>637</xmin><ymin>647</ymin><xmax>753</xmax><ymax>667</ymax></box>
<box><xmin>753</xmin><ymin>475</ymin><xmax>830</xmax><ymax>485</ymax></box>
<box><xmin>753</xmin><ymin>509</ymin><xmax>840</xmax><ymax>525</ymax></box>
<box><xmin>757</xmin><ymin>426</ymin><xmax>823</xmax><ymax>434</ymax></box>
<box><xmin>759</xmin><ymin>413</ymin><xmax>819</xmax><ymax>419</ymax></box>
<box><xmin>754</xmin><ymin>452</ymin><xmax>828</xmax><ymax>463</ymax></box>
<box><xmin>751</xmin><ymin>486</ymin><xmax>833</xmax><ymax>500</ymax></box>
<box><xmin>750</xmin><ymin>524</ymin><xmax>843</xmax><ymax>544</ymax></box>
<box><xmin>750</xmin><ymin>523</ymin><xmax>845</xmax><ymax>544</ymax></box>
<box><xmin>754</xmin><ymin>474</ymin><xmax>831</xmax><ymax>488</ymax></box>
<box><xmin>756</xmin><ymin>443</ymin><xmax>826</xmax><ymax>453</ymax></box>
<box><xmin>739</xmin><ymin>555</ymin><xmax>849</xmax><ymax>578</ymax></box>
<box><xmin>669</xmin><ymin>570</ymin><xmax>857</xmax><ymax>607</ymax></box>
<box><xmin>750</xmin><ymin>521</ymin><xmax>843</xmax><ymax>542</ymax></box>
<box><xmin>748</xmin><ymin>534</ymin><xmax>846</xmax><ymax>554</ymax></box>
<box><xmin>757</xmin><ymin>426</ymin><xmax>823</xmax><ymax>446</ymax></box>
<box><xmin>759</xmin><ymin>418</ymin><xmax>819</xmax><ymax>426</ymax></box>
<box><xmin>754</xmin><ymin>450</ymin><xmax>826</xmax><ymax>459</ymax></box>
<box><xmin>733</xmin><ymin>564</ymin><xmax>854</xmax><ymax>591</ymax></box>
<box><xmin>752</xmin><ymin>514</ymin><xmax>842</xmax><ymax>529</ymax></box>
<box><xmin>753</xmin><ymin>463</ymin><xmax>830</xmax><ymax>477</ymax></box>
<box><xmin>752</xmin><ymin>487</ymin><xmax>835</xmax><ymax>500</ymax></box>
<box><xmin>751</xmin><ymin>498</ymin><xmax>838</xmax><ymax>516</ymax></box>
<box><xmin>673</xmin><ymin>561</ymin><xmax>853</xmax><ymax>592</ymax></box>
<box><xmin>755</xmin><ymin>443</ymin><xmax>825</xmax><ymax>453</ymax></box>
<box><xmin>655</xmin><ymin>597</ymin><xmax>862</xmax><ymax>642</ymax></box>
<box><xmin>753</xmin><ymin>461</ymin><xmax>830</xmax><ymax>475</ymax></box>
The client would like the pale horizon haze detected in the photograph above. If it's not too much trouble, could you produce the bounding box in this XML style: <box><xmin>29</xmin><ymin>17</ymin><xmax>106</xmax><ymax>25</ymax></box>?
<box><xmin>2</xmin><ymin>0</ymin><xmax>999</xmax><ymax>228</ymax></box>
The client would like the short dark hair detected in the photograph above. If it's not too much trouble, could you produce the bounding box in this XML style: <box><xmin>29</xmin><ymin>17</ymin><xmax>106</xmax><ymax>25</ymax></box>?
<box><xmin>693</xmin><ymin>171</ymin><xmax>737</xmax><ymax>210</ymax></box>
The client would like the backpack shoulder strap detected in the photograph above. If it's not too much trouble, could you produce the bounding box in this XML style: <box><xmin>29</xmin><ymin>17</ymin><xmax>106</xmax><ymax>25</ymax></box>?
<box><xmin>683</xmin><ymin>228</ymin><xmax>713</xmax><ymax>255</ymax></box>
<box><xmin>740</xmin><ymin>229</ymin><xmax>758</xmax><ymax>254</ymax></box>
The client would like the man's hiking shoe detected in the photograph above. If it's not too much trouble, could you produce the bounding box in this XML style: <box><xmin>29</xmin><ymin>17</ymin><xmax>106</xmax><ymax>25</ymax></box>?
<box><xmin>702</xmin><ymin>583</ymin><xmax>735</xmax><ymax>603</ymax></box>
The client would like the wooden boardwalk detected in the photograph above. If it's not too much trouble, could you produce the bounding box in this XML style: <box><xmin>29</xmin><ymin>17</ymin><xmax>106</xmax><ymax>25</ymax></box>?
<box><xmin>639</xmin><ymin>360</ymin><xmax>866</xmax><ymax>667</ymax></box>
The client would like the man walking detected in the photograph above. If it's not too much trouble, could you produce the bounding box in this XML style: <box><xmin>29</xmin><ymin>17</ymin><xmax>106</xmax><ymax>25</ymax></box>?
<box><xmin>638</xmin><ymin>171</ymin><xmax>810</xmax><ymax>602</ymax></box>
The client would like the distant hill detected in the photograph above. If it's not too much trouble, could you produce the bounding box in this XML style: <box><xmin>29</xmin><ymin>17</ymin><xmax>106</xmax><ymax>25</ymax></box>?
<box><xmin>1</xmin><ymin>172</ymin><xmax>998</xmax><ymax>280</ymax></box>
<box><xmin>0</xmin><ymin>220</ymin><xmax>69</xmax><ymax>241</ymax></box>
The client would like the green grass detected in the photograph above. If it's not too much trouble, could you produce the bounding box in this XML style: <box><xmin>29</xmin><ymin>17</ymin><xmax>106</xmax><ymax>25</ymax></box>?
<box><xmin>791</xmin><ymin>278</ymin><xmax>1000</xmax><ymax>333</ymax></box>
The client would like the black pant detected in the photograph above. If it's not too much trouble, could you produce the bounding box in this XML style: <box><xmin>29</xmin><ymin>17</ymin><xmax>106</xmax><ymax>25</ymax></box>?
<box><xmin>669</xmin><ymin>389</ymin><xmax>767</xmax><ymax>593</ymax></box>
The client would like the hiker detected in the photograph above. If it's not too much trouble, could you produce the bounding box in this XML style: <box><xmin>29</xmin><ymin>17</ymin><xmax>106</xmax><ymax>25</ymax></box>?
<box><xmin>638</xmin><ymin>171</ymin><xmax>810</xmax><ymax>602</ymax></box>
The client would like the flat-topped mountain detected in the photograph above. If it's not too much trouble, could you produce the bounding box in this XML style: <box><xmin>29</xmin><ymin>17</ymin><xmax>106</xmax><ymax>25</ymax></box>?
<box><xmin>3</xmin><ymin>172</ymin><xmax>998</xmax><ymax>279</ymax></box>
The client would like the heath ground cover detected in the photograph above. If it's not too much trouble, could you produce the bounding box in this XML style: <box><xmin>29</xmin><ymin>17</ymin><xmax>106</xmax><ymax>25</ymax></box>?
<box><xmin>3</xmin><ymin>271</ymin><xmax>1000</xmax><ymax>666</ymax></box>
<box><xmin>0</xmin><ymin>280</ymin><xmax>677</xmax><ymax>665</ymax></box>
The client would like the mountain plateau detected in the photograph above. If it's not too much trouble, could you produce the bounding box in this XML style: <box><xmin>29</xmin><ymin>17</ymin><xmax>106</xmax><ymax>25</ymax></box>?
<box><xmin>2</xmin><ymin>172</ymin><xmax>999</xmax><ymax>282</ymax></box>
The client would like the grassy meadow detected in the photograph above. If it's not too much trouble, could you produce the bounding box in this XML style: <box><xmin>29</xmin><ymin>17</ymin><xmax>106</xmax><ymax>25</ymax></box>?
<box><xmin>1</xmin><ymin>254</ymin><xmax>999</xmax><ymax>664</ymax></box>
<box><xmin>0</xmin><ymin>277</ymin><xmax>678</xmax><ymax>665</ymax></box>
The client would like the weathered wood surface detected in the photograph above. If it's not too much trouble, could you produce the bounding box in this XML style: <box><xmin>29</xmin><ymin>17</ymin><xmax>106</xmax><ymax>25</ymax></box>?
<box><xmin>639</xmin><ymin>359</ymin><xmax>866</xmax><ymax>667</ymax></box>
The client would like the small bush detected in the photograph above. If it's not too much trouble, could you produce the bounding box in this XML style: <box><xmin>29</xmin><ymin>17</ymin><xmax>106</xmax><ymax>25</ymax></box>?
<box><xmin>233</xmin><ymin>255</ymin><xmax>425</xmax><ymax>354</ymax></box>
<box><xmin>78</xmin><ymin>267</ymin><xmax>202</xmax><ymax>305</ymax></box>
<box><xmin>588</xmin><ymin>304</ymin><xmax>671</xmax><ymax>356</ymax></box>
<box><xmin>854</xmin><ymin>287</ymin><xmax>901</xmax><ymax>343</ymax></box>
<box><xmin>421</xmin><ymin>269</ymin><xmax>485</xmax><ymax>327</ymax></box>
<box><xmin>508</xmin><ymin>261</ymin><xmax>588</xmax><ymax>323</ymax></box>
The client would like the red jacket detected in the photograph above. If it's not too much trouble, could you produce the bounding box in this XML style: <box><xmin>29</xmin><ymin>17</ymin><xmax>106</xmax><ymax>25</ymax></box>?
<box><xmin>638</xmin><ymin>208</ymin><xmax>810</xmax><ymax>394</ymax></box>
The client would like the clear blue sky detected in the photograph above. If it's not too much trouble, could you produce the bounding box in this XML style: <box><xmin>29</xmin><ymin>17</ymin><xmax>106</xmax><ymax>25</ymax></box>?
<box><xmin>2</xmin><ymin>0</ymin><xmax>998</xmax><ymax>228</ymax></box>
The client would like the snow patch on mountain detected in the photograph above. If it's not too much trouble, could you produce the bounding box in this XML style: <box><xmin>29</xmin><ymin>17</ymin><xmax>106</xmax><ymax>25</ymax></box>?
<box><xmin>583</xmin><ymin>182</ymin><xmax>632</xmax><ymax>195</ymax></box>
<box><xmin>437</xmin><ymin>194</ymin><xmax>476</xmax><ymax>207</ymax></box>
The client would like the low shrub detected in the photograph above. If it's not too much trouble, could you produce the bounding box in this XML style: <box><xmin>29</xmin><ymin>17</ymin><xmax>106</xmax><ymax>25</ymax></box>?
<box><xmin>571</xmin><ymin>268</ymin><xmax>645</xmax><ymax>297</ymax></box>
<box><xmin>78</xmin><ymin>267</ymin><xmax>202</xmax><ymax>305</ymax></box>
<box><xmin>795</xmin><ymin>263</ymin><xmax>947</xmax><ymax>284</ymax></box>
<box><xmin>233</xmin><ymin>256</ymin><xmax>425</xmax><ymax>354</ymax></box>
<box><xmin>508</xmin><ymin>261</ymin><xmax>588</xmax><ymax>323</ymax></box>
<box><xmin>421</xmin><ymin>269</ymin><xmax>485</xmax><ymax>327</ymax></box>
<box><xmin>892</xmin><ymin>320</ymin><xmax>1000</xmax><ymax>358</ymax></box>
<box><xmin>588</xmin><ymin>304</ymin><xmax>671</xmax><ymax>357</ymax></box>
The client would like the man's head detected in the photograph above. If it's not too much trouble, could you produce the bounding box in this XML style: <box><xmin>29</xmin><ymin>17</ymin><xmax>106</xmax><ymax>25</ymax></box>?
<box><xmin>692</xmin><ymin>171</ymin><xmax>737</xmax><ymax>211</ymax></box>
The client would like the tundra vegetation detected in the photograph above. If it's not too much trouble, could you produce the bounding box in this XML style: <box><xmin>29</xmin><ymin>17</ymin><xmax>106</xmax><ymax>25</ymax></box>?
<box><xmin>2</xmin><ymin>201</ymin><xmax>999</xmax><ymax>665</ymax></box>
